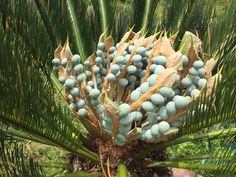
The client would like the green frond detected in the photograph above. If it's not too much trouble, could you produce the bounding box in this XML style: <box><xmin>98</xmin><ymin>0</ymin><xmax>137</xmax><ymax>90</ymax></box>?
<box><xmin>0</xmin><ymin>138</ymin><xmax>46</xmax><ymax>177</ymax></box>
<box><xmin>61</xmin><ymin>171</ymin><xmax>101</xmax><ymax>177</ymax></box>
<box><xmin>0</xmin><ymin>27</ymin><xmax>98</xmax><ymax>163</ymax></box>
<box><xmin>146</xmin><ymin>147</ymin><xmax>236</xmax><ymax>176</ymax></box>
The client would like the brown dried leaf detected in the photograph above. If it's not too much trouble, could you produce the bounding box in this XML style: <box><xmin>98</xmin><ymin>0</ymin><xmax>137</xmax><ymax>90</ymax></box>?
<box><xmin>153</xmin><ymin>37</ymin><xmax>175</xmax><ymax>57</ymax></box>
<box><xmin>103</xmin><ymin>102</ymin><xmax>120</xmax><ymax>138</ymax></box>
<box><xmin>130</xmin><ymin>69</ymin><xmax>177</xmax><ymax>111</ymax></box>
<box><xmin>181</xmin><ymin>44</ymin><xmax>198</xmax><ymax>79</ymax></box>
<box><xmin>105</xmin><ymin>36</ymin><xmax>113</xmax><ymax>70</ymax></box>
<box><xmin>166</xmin><ymin>51</ymin><xmax>183</xmax><ymax>69</ymax></box>
<box><xmin>99</xmin><ymin>31</ymin><xmax>106</xmax><ymax>43</ymax></box>
<box><xmin>204</xmin><ymin>58</ymin><xmax>217</xmax><ymax>79</ymax></box>
<box><xmin>54</xmin><ymin>46</ymin><xmax>63</xmax><ymax>59</ymax></box>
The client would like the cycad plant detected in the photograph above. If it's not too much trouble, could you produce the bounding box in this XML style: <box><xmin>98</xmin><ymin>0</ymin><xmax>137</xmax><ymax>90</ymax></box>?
<box><xmin>0</xmin><ymin>0</ymin><xmax>236</xmax><ymax>176</ymax></box>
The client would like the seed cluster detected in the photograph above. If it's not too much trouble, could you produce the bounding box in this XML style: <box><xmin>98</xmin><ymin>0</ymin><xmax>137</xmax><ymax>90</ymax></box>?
<box><xmin>52</xmin><ymin>30</ymin><xmax>216</xmax><ymax>146</ymax></box>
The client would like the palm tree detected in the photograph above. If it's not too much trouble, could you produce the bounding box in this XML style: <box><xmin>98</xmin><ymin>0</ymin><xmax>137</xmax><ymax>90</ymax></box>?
<box><xmin>0</xmin><ymin>0</ymin><xmax>236</xmax><ymax>176</ymax></box>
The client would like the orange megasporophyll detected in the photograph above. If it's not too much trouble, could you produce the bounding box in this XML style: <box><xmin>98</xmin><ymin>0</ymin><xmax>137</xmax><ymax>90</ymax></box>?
<box><xmin>52</xmin><ymin>30</ymin><xmax>218</xmax><ymax>149</ymax></box>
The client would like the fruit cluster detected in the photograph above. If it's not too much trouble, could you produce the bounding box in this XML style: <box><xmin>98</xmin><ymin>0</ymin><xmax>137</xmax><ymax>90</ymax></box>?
<box><xmin>52</xmin><ymin>30</ymin><xmax>217</xmax><ymax>146</ymax></box>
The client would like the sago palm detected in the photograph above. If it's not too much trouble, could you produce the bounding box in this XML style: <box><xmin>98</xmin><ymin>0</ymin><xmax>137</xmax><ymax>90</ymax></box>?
<box><xmin>0</xmin><ymin>0</ymin><xmax>236</xmax><ymax>176</ymax></box>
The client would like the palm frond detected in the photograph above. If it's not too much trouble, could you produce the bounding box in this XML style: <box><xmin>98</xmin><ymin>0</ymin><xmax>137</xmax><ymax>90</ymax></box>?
<box><xmin>0</xmin><ymin>27</ymin><xmax>98</xmax><ymax>163</ymax></box>
<box><xmin>0</xmin><ymin>137</ymin><xmax>46</xmax><ymax>177</ymax></box>
<box><xmin>146</xmin><ymin>147</ymin><xmax>236</xmax><ymax>176</ymax></box>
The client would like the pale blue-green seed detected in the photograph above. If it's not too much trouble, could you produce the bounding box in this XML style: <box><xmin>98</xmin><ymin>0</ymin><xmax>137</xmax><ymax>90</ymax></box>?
<box><xmin>147</xmin><ymin>74</ymin><xmax>157</xmax><ymax>86</ymax></box>
<box><xmin>69</xmin><ymin>103</ymin><xmax>77</xmax><ymax>111</ymax></box>
<box><xmin>92</xmin><ymin>65</ymin><xmax>100</xmax><ymax>74</ymax></box>
<box><xmin>187</xmin><ymin>84</ymin><xmax>197</xmax><ymax>93</ymax></box>
<box><xmin>139</xmin><ymin>70</ymin><xmax>146</xmax><ymax>78</ymax></box>
<box><xmin>120</xmin><ymin>114</ymin><xmax>133</xmax><ymax>125</ymax></box>
<box><xmin>152</xmin><ymin>56</ymin><xmax>167</xmax><ymax>66</ymax></box>
<box><xmin>78</xmin><ymin>108</ymin><xmax>87</xmax><ymax>117</ymax></box>
<box><xmin>85</xmin><ymin>71</ymin><xmax>92</xmax><ymax>78</ymax></box>
<box><xmin>132</xmin><ymin>54</ymin><xmax>142</xmax><ymax>63</ymax></box>
<box><xmin>192</xmin><ymin>76</ymin><xmax>200</xmax><ymax>85</ymax></box>
<box><xmin>97</xmin><ymin>77</ymin><xmax>102</xmax><ymax>85</ymax></box>
<box><xmin>181</xmin><ymin>77</ymin><xmax>192</xmax><ymax>87</ymax></box>
<box><xmin>52</xmin><ymin>58</ymin><xmax>60</xmax><ymax>66</ymax></box>
<box><xmin>110</xmin><ymin>53</ymin><xmax>115</xmax><ymax>60</ymax></box>
<box><xmin>125</xmin><ymin>54</ymin><xmax>131</xmax><ymax>62</ymax></box>
<box><xmin>116</xmin><ymin>133</ymin><xmax>127</xmax><ymax>142</ymax></box>
<box><xmin>96</xmin><ymin>105</ymin><xmax>103</xmax><ymax>114</ymax></box>
<box><xmin>111</xmin><ymin>64</ymin><xmax>120</xmax><ymax>74</ymax></box>
<box><xmin>103</xmin><ymin>116</ymin><xmax>112</xmax><ymax>124</ymax></box>
<box><xmin>130</xmin><ymin>90</ymin><xmax>141</xmax><ymax>102</ymax></box>
<box><xmin>193</xmin><ymin>60</ymin><xmax>204</xmax><ymax>69</ymax></box>
<box><xmin>128</xmin><ymin>45</ymin><xmax>134</xmax><ymax>53</ymax></box>
<box><xmin>89</xmin><ymin>89</ymin><xmax>100</xmax><ymax>98</ymax></box>
<box><xmin>59</xmin><ymin>76</ymin><xmax>66</xmax><ymax>84</ymax></box>
<box><xmin>191</xmin><ymin>89</ymin><xmax>200</xmax><ymax>97</ymax></box>
<box><xmin>151</xmin><ymin>124</ymin><xmax>160</xmax><ymax>136</ymax></box>
<box><xmin>119</xmin><ymin>78</ymin><xmax>128</xmax><ymax>87</ymax></box>
<box><xmin>159</xmin><ymin>106</ymin><xmax>169</xmax><ymax>120</ymax></box>
<box><xmin>135</xmin><ymin>62</ymin><xmax>143</xmax><ymax>69</ymax></box>
<box><xmin>122</xmin><ymin>51</ymin><xmax>128</xmax><ymax>56</ymax></box>
<box><xmin>102</xmin><ymin>120</ymin><xmax>112</xmax><ymax>130</ymax></box>
<box><xmin>189</xmin><ymin>67</ymin><xmax>199</xmax><ymax>76</ymax></box>
<box><xmin>127</xmin><ymin>65</ymin><xmax>137</xmax><ymax>74</ymax></box>
<box><xmin>142</xmin><ymin>101</ymin><xmax>155</xmax><ymax>112</ymax></box>
<box><xmin>198</xmin><ymin>68</ymin><xmax>205</xmax><ymax>77</ymax></box>
<box><xmin>97</xmin><ymin>42</ymin><xmax>105</xmax><ymax>50</ymax></box>
<box><xmin>70</xmin><ymin>87</ymin><xmax>80</xmax><ymax>97</ymax></box>
<box><xmin>72</xmin><ymin>54</ymin><xmax>81</xmax><ymax>64</ymax></box>
<box><xmin>128</xmin><ymin>75</ymin><xmax>137</xmax><ymax>82</ymax></box>
<box><xmin>61</xmin><ymin>58</ymin><xmax>67</xmax><ymax>66</ymax></box>
<box><xmin>116</xmin><ymin>56</ymin><xmax>125</xmax><ymax>64</ymax></box>
<box><xmin>91</xmin><ymin>98</ymin><xmax>100</xmax><ymax>106</ymax></box>
<box><xmin>109</xmin><ymin>46</ymin><xmax>116</xmax><ymax>53</ymax></box>
<box><xmin>96</xmin><ymin>50</ymin><xmax>104</xmax><ymax>57</ymax></box>
<box><xmin>129</xmin><ymin>111</ymin><xmax>143</xmax><ymax>121</ymax></box>
<box><xmin>145</xmin><ymin>129</ymin><xmax>153</xmax><ymax>141</ymax></box>
<box><xmin>107</xmin><ymin>73</ymin><xmax>116</xmax><ymax>82</ymax></box>
<box><xmin>65</xmin><ymin>79</ymin><xmax>75</xmax><ymax>89</ymax></box>
<box><xmin>158</xmin><ymin>121</ymin><xmax>170</xmax><ymax>134</ymax></box>
<box><xmin>175</xmin><ymin>75</ymin><xmax>180</xmax><ymax>82</ymax></box>
<box><xmin>182</xmin><ymin>55</ymin><xmax>189</xmax><ymax>66</ymax></box>
<box><xmin>84</xmin><ymin>60</ymin><xmax>90</xmax><ymax>67</ymax></box>
<box><xmin>136</xmin><ymin>47</ymin><xmax>146</xmax><ymax>55</ymax></box>
<box><xmin>74</xmin><ymin>64</ymin><xmax>83</xmax><ymax>73</ymax></box>
<box><xmin>87</xmin><ymin>81</ymin><xmax>94</xmax><ymax>87</ymax></box>
<box><xmin>141</xmin><ymin>82</ymin><xmax>149</xmax><ymax>93</ymax></box>
<box><xmin>100</xmin><ymin>68</ymin><xmax>107</xmax><ymax>75</ymax></box>
<box><xmin>53</xmin><ymin>66</ymin><xmax>60</xmax><ymax>72</ymax></box>
<box><xmin>76</xmin><ymin>99</ymin><xmax>85</xmax><ymax>109</ymax></box>
<box><xmin>95</xmin><ymin>57</ymin><xmax>102</xmax><ymax>64</ymax></box>
<box><xmin>151</xmin><ymin>93</ymin><xmax>165</xmax><ymax>106</ymax></box>
<box><xmin>198</xmin><ymin>78</ymin><xmax>207</xmax><ymax>88</ymax></box>
<box><xmin>159</xmin><ymin>87</ymin><xmax>173</xmax><ymax>97</ymax></box>
<box><xmin>147</xmin><ymin>112</ymin><xmax>158</xmax><ymax>124</ymax></box>
<box><xmin>119</xmin><ymin>124</ymin><xmax>131</xmax><ymax>133</ymax></box>
<box><xmin>77</xmin><ymin>73</ymin><xmax>85</xmax><ymax>83</ymax></box>
<box><xmin>145</xmin><ymin>51</ymin><xmax>151</xmax><ymax>57</ymax></box>
<box><xmin>166</xmin><ymin>101</ymin><xmax>176</xmax><ymax>115</ymax></box>
<box><xmin>154</xmin><ymin>65</ymin><xmax>165</xmax><ymax>75</ymax></box>
<box><xmin>174</xmin><ymin>96</ymin><xmax>187</xmax><ymax>109</ymax></box>
<box><xmin>119</xmin><ymin>103</ymin><xmax>131</xmax><ymax>117</ymax></box>
<box><xmin>115</xmin><ymin>137</ymin><xmax>126</xmax><ymax>146</ymax></box>
<box><xmin>150</xmin><ymin>64</ymin><xmax>157</xmax><ymax>72</ymax></box>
